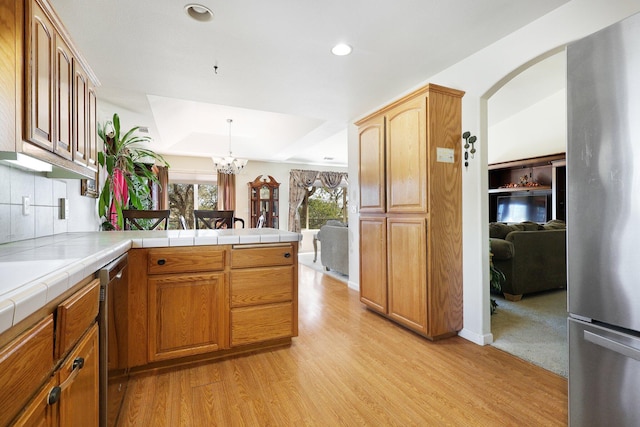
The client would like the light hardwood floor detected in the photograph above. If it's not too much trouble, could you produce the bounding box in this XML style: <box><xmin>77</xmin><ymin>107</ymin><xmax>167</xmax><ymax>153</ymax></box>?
<box><xmin>116</xmin><ymin>264</ymin><xmax>568</xmax><ymax>426</ymax></box>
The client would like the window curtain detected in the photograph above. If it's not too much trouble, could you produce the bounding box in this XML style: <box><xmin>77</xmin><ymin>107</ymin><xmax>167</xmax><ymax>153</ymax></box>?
<box><xmin>155</xmin><ymin>165</ymin><xmax>169</xmax><ymax>210</ymax></box>
<box><xmin>288</xmin><ymin>169</ymin><xmax>320</xmax><ymax>233</ymax></box>
<box><xmin>319</xmin><ymin>171</ymin><xmax>348</xmax><ymax>189</ymax></box>
<box><xmin>217</xmin><ymin>172</ymin><xmax>236</xmax><ymax>210</ymax></box>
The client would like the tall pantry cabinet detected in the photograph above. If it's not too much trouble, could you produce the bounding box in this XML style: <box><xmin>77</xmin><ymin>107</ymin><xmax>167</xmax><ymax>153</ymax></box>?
<box><xmin>356</xmin><ymin>83</ymin><xmax>464</xmax><ymax>340</ymax></box>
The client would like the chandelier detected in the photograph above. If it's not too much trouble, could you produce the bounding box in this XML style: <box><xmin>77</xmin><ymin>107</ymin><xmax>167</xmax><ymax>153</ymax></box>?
<box><xmin>212</xmin><ymin>119</ymin><xmax>248</xmax><ymax>174</ymax></box>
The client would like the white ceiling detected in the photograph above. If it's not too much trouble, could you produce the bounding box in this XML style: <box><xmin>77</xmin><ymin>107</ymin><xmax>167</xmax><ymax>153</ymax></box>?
<box><xmin>50</xmin><ymin>0</ymin><xmax>569</xmax><ymax>167</ymax></box>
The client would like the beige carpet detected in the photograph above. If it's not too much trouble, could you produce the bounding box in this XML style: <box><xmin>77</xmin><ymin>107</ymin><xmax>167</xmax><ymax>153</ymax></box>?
<box><xmin>491</xmin><ymin>290</ymin><xmax>568</xmax><ymax>377</ymax></box>
<box><xmin>298</xmin><ymin>252</ymin><xmax>348</xmax><ymax>284</ymax></box>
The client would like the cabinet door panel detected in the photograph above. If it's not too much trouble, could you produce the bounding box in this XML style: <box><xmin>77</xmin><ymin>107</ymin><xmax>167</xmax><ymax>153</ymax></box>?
<box><xmin>231</xmin><ymin>245</ymin><xmax>294</xmax><ymax>268</ymax></box>
<box><xmin>387</xmin><ymin>217</ymin><xmax>427</xmax><ymax>332</ymax></box>
<box><xmin>231</xmin><ymin>302</ymin><xmax>293</xmax><ymax>346</ymax></box>
<box><xmin>73</xmin><ymin>60</ymin><xmax>87</xmax><ymax>165</ymax></box>
<box><xmin>87</xmin><ymin>85</ymin><xmax>99</xmax><ymax>170</ymax></box>
<box><xmin>230</xmin><ymin>266</ymin><xmax>293</xmax><ymax>308</ymax></box>
<box><xmin>59</xmin><ymin>323</ymin><xmax>99</xmax><ymax>427</ymax></box>
<box><xmin>11</xmin><ymin>376</ymin><xmax>57</xmax><ymax>427</ymax></box>
<box><xmin>54</xmin><ymin>35</ymin><xmax>72</xmax><ymax>160</ymax></box>
<box><xmin>386</xmin><ymin>97</ymin><xmax>427</xmax><ymax>213</ymax></box>
<box><xmin>148</xmin><ymin>272</ymin><xmax>225</xmax><ymax>361</ymax></box>
<box><xmin>28</xmin><ymin>0</ymin><xmax>54</xmax><ymax>149</ymax></box>
<box><xmin>359</xmin><ymin>217</ymin><xmax>387</xmax><ymax>313</ymax></box>
<box><xmin>0</xmin><ymin>315</ymin><xmax>54</xmax><ymax>426</ymax></box>
<box><xmin>56</xmin><ymin>279</ymin><xmax>100</xmax><ymax>359</ymax></box>
<box><xmin>359</xmin><ymin>115</ymin><xmax>386</xmax><ymax>213</ymax></box>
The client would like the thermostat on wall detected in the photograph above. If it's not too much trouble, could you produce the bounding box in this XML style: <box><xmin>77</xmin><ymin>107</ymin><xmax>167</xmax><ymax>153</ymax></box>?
<box><xmin>436</xmin><ymin>147</ymin><xmax>455</xmax><ymax>163</ymax></box>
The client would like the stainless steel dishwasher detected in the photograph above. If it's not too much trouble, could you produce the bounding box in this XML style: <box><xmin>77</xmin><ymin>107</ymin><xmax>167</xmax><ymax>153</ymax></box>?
<box><xmin>99</xmin><ymin>253</ymin><xmax>128</xmax><ymax>427</ymax></box>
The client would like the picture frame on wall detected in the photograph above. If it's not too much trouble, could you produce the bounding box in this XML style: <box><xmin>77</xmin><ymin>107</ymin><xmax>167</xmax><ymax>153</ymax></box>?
<box><xmin>81</xmin><ymin>178</ymin><xmax>98</xmax><ymax>198</ymax></box>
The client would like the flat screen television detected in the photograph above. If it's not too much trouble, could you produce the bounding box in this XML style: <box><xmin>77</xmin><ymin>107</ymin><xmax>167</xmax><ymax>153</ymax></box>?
<box><xmin>496</xmin><ymin>194</ymin><xmax>549</xmax><ymax>223</ymax></box>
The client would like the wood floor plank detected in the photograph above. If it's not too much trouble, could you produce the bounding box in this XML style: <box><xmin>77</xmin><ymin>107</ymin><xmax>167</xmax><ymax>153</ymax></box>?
<box><xmin>117</xmin><ymin>264</ymin><xmax>567</xmax><ymax>426</ymax></box>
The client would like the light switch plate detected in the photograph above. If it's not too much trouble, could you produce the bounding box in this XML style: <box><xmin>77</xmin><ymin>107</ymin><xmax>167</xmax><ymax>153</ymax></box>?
<box><xmin>59</xmin><ymin>198</ymin><xmax>69</xmax><ymax>219</ymax></box>
<box><xmin>22</xmin><ymin>196</ymin><xmax>30</xmax><ymax>216</ymax></box>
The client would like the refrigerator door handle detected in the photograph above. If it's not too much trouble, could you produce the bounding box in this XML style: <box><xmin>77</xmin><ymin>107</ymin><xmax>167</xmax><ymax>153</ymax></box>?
<box><xmin>584</xmin><ymin>330</ymin><xmax>640</xmax><ymax>362</ymax></box>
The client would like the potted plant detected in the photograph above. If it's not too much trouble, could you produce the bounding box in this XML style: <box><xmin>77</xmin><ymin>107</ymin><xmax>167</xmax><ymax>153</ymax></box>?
<box><xmin>97</xmin><ymin>113</ymin><xmax>168</xmax><ymax>230</ymax></box>
<box><xmin>489</xmin><ymin>249</ymin><xmax>506</xmax><ymax>314</ymax></box>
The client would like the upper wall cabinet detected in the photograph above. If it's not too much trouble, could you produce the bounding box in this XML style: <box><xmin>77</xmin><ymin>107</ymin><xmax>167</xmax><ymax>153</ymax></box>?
<box><xmin>0</xmin><ymin>0</ymin><xmax>100</xmax><ymax>178</ymax></box>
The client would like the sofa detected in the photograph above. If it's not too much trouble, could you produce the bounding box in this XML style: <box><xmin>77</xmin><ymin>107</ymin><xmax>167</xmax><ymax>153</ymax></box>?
<box><xmin>316</xmin><ymin>220</ymin><xmax>349</xmax><ymax>276</ymax></box>
<box><xmin>490</xmin><ymin>220</ymin><xmax>566</xmax><ymax>301</ymax></box>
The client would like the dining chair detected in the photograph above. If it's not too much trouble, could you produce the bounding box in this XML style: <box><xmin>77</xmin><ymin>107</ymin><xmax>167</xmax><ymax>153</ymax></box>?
<box><xmin>194</xmin><ymin>210</ymin><xmax>245</xmax><ymax>229</ymax></box>
<box><xmin>179</xmin><ymin>215</ymin><xmax>188</xmax><ymax>230</ymax></box>
<box><xmin>122</xmin><ymin>209</ymin><xmax>170</xmax><ymax>230</ymax></box>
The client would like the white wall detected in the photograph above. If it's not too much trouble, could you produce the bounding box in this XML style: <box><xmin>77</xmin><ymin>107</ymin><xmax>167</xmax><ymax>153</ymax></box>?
<box><xmin>348</xmin><ymin>0</ymin><xmax>640</xmax><ymax>345</ymax></box>
<box><xmin>488</xmin><ymin>89</ymin><xmax>567</xmax><ymax>164</ymax></box>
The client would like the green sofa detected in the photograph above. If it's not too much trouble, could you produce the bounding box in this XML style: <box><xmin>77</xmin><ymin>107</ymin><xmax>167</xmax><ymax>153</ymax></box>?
<box><xmin>489</xmin><ymin>220</ymin><xmax>567</xmax><ymax>301</ymax></box>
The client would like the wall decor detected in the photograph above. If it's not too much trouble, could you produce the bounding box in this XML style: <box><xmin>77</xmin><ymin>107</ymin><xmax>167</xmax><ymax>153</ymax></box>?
<box><xmin>81</xmin><ymin>178</ymin><xmax>98</xmax><ymax>198</ymax></box>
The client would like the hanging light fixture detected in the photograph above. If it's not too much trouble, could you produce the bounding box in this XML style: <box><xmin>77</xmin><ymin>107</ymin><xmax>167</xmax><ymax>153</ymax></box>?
<box><xmin>212</xmin><ymin>118</ymin><xmax>248</xmax><ymax>174</ymax></box>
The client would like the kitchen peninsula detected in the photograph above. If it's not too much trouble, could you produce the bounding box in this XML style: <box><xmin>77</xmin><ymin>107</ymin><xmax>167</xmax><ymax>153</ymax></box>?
<box><xmin>0</xmin><ymin>228</ymin><xmax>300</xmax><ymax>426</ymax></box>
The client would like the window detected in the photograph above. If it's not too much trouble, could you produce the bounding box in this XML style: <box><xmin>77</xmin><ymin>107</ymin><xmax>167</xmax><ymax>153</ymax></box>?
<box><xmin>298</xmin><ymin>186</ymin><xmax>348</xmax><ymax>230</ymax></box>
<box><xmin>168</xmin><ymin>182</ymin><xmax>217</xmax><ymax>229</ymax></box>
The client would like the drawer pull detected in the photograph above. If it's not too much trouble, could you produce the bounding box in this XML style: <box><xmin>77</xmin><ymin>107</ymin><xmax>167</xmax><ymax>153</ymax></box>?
<box><xmin>47</xmin><ymin>357</ymin><xmax>85</xmax><ymax>405</ymax></box>
<box><xmin>157</xmin><ymin>259</ymin><xmax>166</xmax><ymax>265</ymax></box>
<box><xmin>284</xmin><ymin>252</ymin><xmax>291</xmax><ymax>258</ymax></box>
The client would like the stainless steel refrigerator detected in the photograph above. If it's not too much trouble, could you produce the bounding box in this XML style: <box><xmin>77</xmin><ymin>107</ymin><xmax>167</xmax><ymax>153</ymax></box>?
<box><xmin>567</xmin><ymin>11</ymin><xmax>640</xmax><ymax>427</ymax></box>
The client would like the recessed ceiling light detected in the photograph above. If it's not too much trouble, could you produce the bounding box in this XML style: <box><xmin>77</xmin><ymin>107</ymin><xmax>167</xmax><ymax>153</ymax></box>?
<box><xmin>184</xmin><ymin>4</ymin><xmax>214</xmax><ymax>22</ymax></box>
<box><xmin>331</xmin><ymin>43</ymin><xmax>352</xmax><ymax>56</ymax></box>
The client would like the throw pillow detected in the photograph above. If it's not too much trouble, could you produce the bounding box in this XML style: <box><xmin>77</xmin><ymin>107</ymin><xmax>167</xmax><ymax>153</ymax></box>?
<box><xmin>543</xmin><ymin>219</ymin><xmax>567</xmax><ymax>229</ymax></box>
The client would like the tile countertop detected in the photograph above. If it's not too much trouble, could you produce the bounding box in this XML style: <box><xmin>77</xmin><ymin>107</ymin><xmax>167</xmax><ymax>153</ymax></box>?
<box><xmin>0</xmin><ymin>229</ymin><xmax>302</xmax><ymax>334</ymax></box>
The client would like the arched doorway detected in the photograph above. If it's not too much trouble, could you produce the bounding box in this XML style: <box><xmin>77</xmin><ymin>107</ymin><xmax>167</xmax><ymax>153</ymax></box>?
<box><xmin>483</xmin><ymin>49</ymin><xmax>568</xmax><ymax>377</ymax></box>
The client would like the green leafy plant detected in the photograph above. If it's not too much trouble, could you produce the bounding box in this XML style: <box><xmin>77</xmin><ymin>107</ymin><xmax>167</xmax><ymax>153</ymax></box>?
<box><xmin>97</xmin><ymin>113</ymin><xmax>168</xmax><ymax>230</ymax></box>
<box><xmin>489</xmin><ymin>240</ymin><xmax>506</xmax><ymax>315</ymax></box>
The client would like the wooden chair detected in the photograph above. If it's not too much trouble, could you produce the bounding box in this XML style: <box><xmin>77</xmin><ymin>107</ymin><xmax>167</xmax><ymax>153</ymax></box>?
<box><xmin>194</xmin><ymin>210</ymin><xmax>245</xmax><ymax>229</ymax></box>
<box><xmin>122</xmin><ymin>209</ymin><xmax>170</xmax><ymax>230</ymax></box>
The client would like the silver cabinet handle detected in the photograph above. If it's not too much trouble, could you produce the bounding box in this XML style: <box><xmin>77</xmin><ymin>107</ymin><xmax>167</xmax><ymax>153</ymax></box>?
<box><xmin>584</xmin><ymin>330</ymin><xmax>640</xmax><ymax>362</ymax></box>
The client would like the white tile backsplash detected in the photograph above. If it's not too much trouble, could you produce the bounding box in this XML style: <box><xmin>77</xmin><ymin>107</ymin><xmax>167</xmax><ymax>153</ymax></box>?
<box><xmin>34</xmin><ymin>174</ymin><xmax>54</xmax><ymax>206</ymax></box>
<box><xmin>11</xmin><ymin>204</ymin><xmax>35</xmax><ymax>241</ymax></box>
<box><xmin>0</xmin><ymin>205</ymin><xmax>10</xmax><ymax>244</ymax></box>
<box><xmin>35</xmin><ymin>206</ymin><xmax>54</xmax><ymax>238</ymax></box>
<box><xmin>0</xmin><ymin>166</ymin><xmax>10</xmax><ymax>204</ymax></box>
<box><xmin>10</xmin><ymin>167</ymin><xmax>35</xmax><ymax>205</ymax></box>
<box><xmin>0</xmin><ymin>164</ymin><xmax>96</xmax><ymax>243</ymax></box>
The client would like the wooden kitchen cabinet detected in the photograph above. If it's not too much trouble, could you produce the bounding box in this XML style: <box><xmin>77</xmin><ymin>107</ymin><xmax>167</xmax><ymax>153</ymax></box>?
<box><xmin>230</xmin><ymin>244</ymin><xmax>297</xmax><ymax>346</ymax></box>
<box><xmin>148</xmin><ymin>272</ymin><xmax>225</xmax><ymax>361</ymax></box>
<box><xmin>0</xmin><ymin>0</ymin><xmax>99</xmax><ymax>178</ymax></box>
<box><xmin>58</xmin><ymin>324</ymin><xmax>99</xmax><ymax>427</ymax></box>
<box><xmin>54</xmin><ymin>34</ymin><xmax>73</xmax><ymax>161</ymax></box>
<box><xmin>125</xmin><ymin>244</ymin><xmax>299</xmax><ymax>370</ymax></box>
<box><xmin>356</xmin><ymin>83</ymin><xmax>464</xmax><ymax>340</ymax></box>
<box><xmin>359</xmin><ymin>216</ymin><xmax>387</xmax><ymax>313</ymax></box>
<box><xmin>11</xmin><ymin>377</ymin><xmax>58</xmax><ymax>427</ymax></box>
<box><xmin>28</xmin><ymin>0</ymin><xmax>55</xmax><ymax>151</ymax></box>
<box><xmin>0</xmin><ymin>315</ymin><xmax>54</xmax><ymax>427</ymax></box>
<box><xmin>387</xmin><ymin>217</ymin><xmax>428</xmax><ymax>333</ymax></box>
<box><xmin>358</xmin><ymin>115</ymin><xmax>386</xmax><ymax>214</ymax></box>
<box><xmin>72</xmin><ymin>60</ymin><xmax>88</xmax><ymax>166</ymax></box>
<box><xmin>2</xmin><ymin>279</ymin><xmax>99</xmax><ymax>427</ymax></box>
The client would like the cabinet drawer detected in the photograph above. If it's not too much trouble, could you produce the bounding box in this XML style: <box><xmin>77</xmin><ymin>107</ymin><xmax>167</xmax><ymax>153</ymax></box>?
<box><xmin>231</xmin><ymin>245</ymin><xmax>294</xmax><ymax>269</ymax></box>
<box><xmin>0</xmin><ymin>315</ymin><xmax>54</xmax><ymax>427</ymax></box>
<box><xmin>148</xmin><ymin>247</ymin><xmax>225</xmax><ymax>275</ymax></box>
<box><xmin>230</xmin><ymin>302</ymin><xmax>293</xmax><ymax>346</ymax></box>
<box><xmin>56</xmin><ymin>279</ymin><xmax>100</xmax><ymax>359</ymax></box>
<box><xmin>230</xmin><ymin>266</ymin><xmax>293</xmax><ymax>308</ymax></box>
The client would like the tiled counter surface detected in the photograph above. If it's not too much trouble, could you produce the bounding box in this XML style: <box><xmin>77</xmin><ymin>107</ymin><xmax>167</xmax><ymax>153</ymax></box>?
<box><xmin>0</xmin><ymin>229</ymin><xmax>301</xmax><ymax>334</ymax></box>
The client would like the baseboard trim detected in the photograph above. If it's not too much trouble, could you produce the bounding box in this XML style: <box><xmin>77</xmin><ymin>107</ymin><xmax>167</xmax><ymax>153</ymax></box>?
<box><xmin>458</xmin><ymin>328</ymin><xmax>493</xmax><ymax>346</ymax></box>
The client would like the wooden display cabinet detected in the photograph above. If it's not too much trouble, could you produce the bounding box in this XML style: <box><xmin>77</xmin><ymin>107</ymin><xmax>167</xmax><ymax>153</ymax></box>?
<box><xmin>248</xmin><ymin>175</ymin><xmax>280</xmax><ymax>228</ymax></box>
